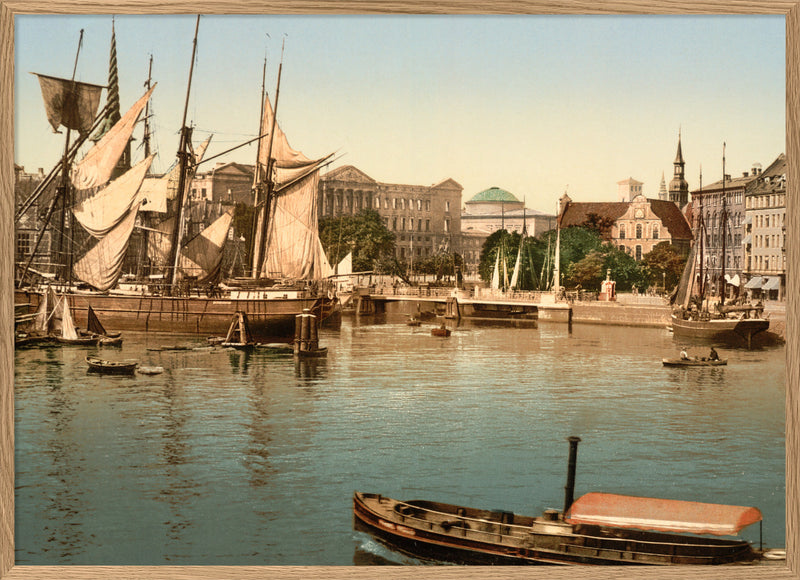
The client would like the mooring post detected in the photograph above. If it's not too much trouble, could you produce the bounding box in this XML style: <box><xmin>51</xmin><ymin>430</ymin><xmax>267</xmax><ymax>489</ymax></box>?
<box><xmin>563</xmin><ymin>436</ymin><xmax>581</xmax><ymax>515</ymax></box>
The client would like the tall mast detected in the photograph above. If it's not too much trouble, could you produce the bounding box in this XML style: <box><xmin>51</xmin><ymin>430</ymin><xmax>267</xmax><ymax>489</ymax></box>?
<box><xmin>142</xmin><ymin>54</ymin><xmax>154</xmax><ymax>159</ymax></box>
<box><xmin>252</xmin><ymin>38</ymin><xmax>285</xmax><ymax>279</ymax></box>
<box><xmin>56</xmin><ymin>29</ymin><xmax>85</xmax><ymax>284</ymax></box>
<box><xmin>168</xmin><ymin>15</ymin><xmax>201</xmax><ymax>292</ymax></box>
<box><xmin>248</xmin><ymin>48</ymin><xmax>268</xmax><ymax>277</ymax></box>
<box><xmin>553</xmin><ymin>198</ymin><xmax>561</xmax><ymax>293</ymax></box>
<box><xmin>698</xmin><ymin>165</ymin><xmax>704</xmax><ymax>300</ymax></box>
<box><xmin>720</xmin><ymin>143</ymin><xmax>727</xmax><ymax>308</ymax></box>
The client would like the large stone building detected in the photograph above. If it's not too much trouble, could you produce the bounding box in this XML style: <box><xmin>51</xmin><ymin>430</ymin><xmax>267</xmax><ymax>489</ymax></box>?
<box><xmin>743</xmin><ymin>153</ymin><xmax>786</xmax><ymax>300</ymax></box>
<box><xmin>318</xmin><ymin>165</ymin><xmax>463</xmax><ymax>264</ymax></box>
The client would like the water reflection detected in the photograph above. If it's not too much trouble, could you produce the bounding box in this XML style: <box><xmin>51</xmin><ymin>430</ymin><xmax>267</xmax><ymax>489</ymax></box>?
<box><xmin>155</xmin><ymin>370</ymin><xmax>198</xmax><ymax>552</ymax></box>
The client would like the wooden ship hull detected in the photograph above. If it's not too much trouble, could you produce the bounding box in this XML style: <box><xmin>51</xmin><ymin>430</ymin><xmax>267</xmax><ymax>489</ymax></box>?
<box><xmin>670</xmin><ymin>313</ymin><xmax>769</xmax><ymax>346</ymax></box>
<box><xmin>16</xmin><ymin>289</ymin><xmax>332</xmax><ymax>342</ymax></box>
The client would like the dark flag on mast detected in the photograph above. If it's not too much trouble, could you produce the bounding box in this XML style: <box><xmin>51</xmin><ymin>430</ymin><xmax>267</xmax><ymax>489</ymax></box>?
<box><xmin>34</xmin><ymin>73</ymin><xmax>104</xmax><ymax>135</ymax></box>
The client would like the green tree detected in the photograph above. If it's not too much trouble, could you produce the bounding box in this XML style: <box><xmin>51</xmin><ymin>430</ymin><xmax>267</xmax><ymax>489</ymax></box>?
<box><xmin>642</xmin><ymin>241</ymin><xmax>686</xmax><ymax>292</ymax></box>
<box><xmin>319</xmin><ymin>210</ymin><xmax>396</xmax><ymax>272</ymax></box>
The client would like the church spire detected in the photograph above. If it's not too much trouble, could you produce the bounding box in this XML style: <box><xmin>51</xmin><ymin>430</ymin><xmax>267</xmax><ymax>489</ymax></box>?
<box><xmin>668</xmin><ymin>129</ymin><xmax>689</xmax><ymax>207</ymax></box>
<box><xmin>674</xmin><ymin>127</ymin><xmax>685</xmax><ymax>165</ymax></box>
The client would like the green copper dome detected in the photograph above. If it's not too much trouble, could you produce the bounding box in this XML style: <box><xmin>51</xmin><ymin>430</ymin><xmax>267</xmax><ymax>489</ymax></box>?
<box><xmin>468</xmin><ymin>187</ymin><xmax>520</xmax><ymax>203</ymax></box>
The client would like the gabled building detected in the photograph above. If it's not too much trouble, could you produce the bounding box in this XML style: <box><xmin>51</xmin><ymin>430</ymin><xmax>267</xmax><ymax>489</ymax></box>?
<box><xmin>558</xmin><ymin>192</ymin><xmax>692</xmax><ymax>261</ymax></box>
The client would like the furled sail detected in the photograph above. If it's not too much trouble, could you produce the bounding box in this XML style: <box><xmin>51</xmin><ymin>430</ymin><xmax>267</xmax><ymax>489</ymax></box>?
<box><xmin>34</xmin><ymin>73</ymin><xmax>104</xmax><ymax>135</ymax></box>
<box><xmin>73</xmin><ymin>202</ymin><xmax>142</xmax><ymax>291</ymax></box>
<box><xmin>70</xmin><ymin>84</ymin><xmax>156</xmax><ymax>190</ymax></box>
<box><xmin>178</xmin><ymin>209</ymin><xmax>234</xmax><ymax>283</ymax></box>
<box><xmin>72</xmin><ymin>155</ymin><xmax>154</xmax><ymax>238</ymax></box>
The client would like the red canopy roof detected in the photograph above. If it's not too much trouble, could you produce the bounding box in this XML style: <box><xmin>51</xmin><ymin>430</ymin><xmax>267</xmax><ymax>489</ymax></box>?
<box><xmin>565</xmin><ymin>492</ymin><xmax>762</xmax><ymax>536</ymax></box>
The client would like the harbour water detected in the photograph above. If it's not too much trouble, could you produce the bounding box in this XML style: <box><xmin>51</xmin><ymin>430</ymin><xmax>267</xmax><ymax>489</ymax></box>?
<box><xmin>14</xmin><ymin>306</ymin><xmax>785</xmax><ymax>565</ymax></box>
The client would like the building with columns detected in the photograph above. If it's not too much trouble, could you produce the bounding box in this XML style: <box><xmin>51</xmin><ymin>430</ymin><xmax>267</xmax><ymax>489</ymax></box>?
<box><xmin>318</xmin><ymin>165</ymin><xmax>463</xmax><ymax>263</ymax></box>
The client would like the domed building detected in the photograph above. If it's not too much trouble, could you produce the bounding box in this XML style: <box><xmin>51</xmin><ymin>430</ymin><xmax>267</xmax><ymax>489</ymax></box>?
<box><xmin>460</xmin><ymin>186</ymin><xmax>557</xmax><ymax>278</ymax></box>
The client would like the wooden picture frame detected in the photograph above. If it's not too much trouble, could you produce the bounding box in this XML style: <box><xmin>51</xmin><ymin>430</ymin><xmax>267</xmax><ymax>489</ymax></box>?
<box><xmin>1</xmin><ymin>1</ymin><xmax>797</xmax><ymax>579</ymax></box>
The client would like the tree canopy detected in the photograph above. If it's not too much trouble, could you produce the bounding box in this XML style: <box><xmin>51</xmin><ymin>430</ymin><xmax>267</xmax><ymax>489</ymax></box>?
<box><xmin>319</xmin><ymin>210</ymin><xmax>396</xmax><ymax>273</ymax></box>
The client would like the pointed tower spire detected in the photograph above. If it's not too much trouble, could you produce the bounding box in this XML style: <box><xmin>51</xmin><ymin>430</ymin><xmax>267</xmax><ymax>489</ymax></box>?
<box><xmin>658</xmin><ymin>171</ymin><xmax>667</xmax><ymax>200</ymax></box>
<box><xmin>668</xmin><ymin>128</ymin><xmax>688</xmax><ymax>207</ymax></box>
<box><xmin>92</xmin><ymin>17</ymin><xmax>131</xmax><ymax>178</ymax></box>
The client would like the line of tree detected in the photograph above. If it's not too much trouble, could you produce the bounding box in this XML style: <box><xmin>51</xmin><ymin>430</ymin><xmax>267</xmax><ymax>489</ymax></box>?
<box><xmin>479</xmin><ymin>226</ymin><xmax>686</xmax><ymax>293</ymax></box>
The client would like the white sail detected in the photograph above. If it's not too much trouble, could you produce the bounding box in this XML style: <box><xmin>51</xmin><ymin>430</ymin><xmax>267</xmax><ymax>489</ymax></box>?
<box><xmin>491</xmin><ymin>252</ymin><xmax>500</xmax><ymax>290</ymax></box>
<box><xmin>48</xmin><ymin>293</ymin><xmax>79</xmax><ymax>340</ymax></box>
<box><xmin>178</xmin><ymin>209</ymin><xmax>234</xmax><ymax>283</ymax></box>
<box><xmin>261</xmin><ymin>169</ymin><xmax>329</xmax><ymax>280</ymax></box>
<box><xmin>73</xmin><ymin>203</ymin><xmax>141</xmax><ymax>291</ymax></box>
<box><xmin>509</xmin><ymin>244</ymin><xmax>522</xmax><ymax>289</ymax></box>
<box><xmin>32</xmin><ymin>286</ymin><xmax>54</xmax><ymax>334</ymax></box>
<box><xmin>336</xmin><ymin>252</ymin><xmax>353</xmax><ymax>276</ymax></box>
<box><xmin>70</xmin><ymin>84</ymin><xmax>156</xmax><ymax>190</ymax></box>
<box><xmin>57</xmin><ymin>295</ymin><xmax>79</xmax><ymax>340</ymax></box>
<box><xmin>251</xmin><ymin>94</ymin><xmax>330</xmax><ymax>279</ymax></box>
<box><xmin>72</xmin><ymin>155</ymin><xmax>154</xmax><ymax>238</ymax></box>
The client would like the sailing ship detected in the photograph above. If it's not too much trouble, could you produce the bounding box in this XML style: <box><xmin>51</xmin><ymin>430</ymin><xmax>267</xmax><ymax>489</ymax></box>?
<box><xmin>15</xmin><ymin>19</ymin><xmax>337</xmax><ymax>341</ymax></box>
<box><xmin>670</xmin><ymin>146</ymin><xmax>768</xmax><ymax>347</ymax></box>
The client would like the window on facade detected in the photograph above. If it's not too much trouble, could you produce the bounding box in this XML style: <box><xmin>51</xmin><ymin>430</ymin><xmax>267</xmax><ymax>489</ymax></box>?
<box><xmin>636</xmin><ymin>224</ymin><xmax>643</xmax><ymax>239</ymax></box>
<box><xmin>392</xmin><ymin>198</ymin><xmax>397</xmax><ymax>209</ymax></box>
<box><xmin>635</xmin><ymin>245</ymin><xmax>642</xmax><ymax>261</ymax></box>
<box><xmin>444</xmin><ymin>218</ymin><xmax>450</xmax><ymax>232</ymax></box>
<box><xmin>426</xmin><ymin>200</ymin><xmax>431</xmax><ymax>211</ymax></box>
<box><xmin>619</xmin><ymin>224</ymin><xmax>626</xmax><ymax>239</ymax></box>
<box><xmin>392</xmin><ymin>217</ymin><xmax>397</xmax><ymax>230</ymax></box>
<box><xmin>426</xmin><ymin>220</ymin><xmax>430</xmax><ymax>232</ymax></box>
<box><xmin>619</xmin><ymin>245</ymin><xmax>625</xmax><ymax>252</ymax></box>
<box><xmin>16</xmin><ymin>232</ymin><xmax>32</xmax><ymax>257</ymax></box>
<box><xmin>417</xmin><ymin>219</ymin><xmax>422</xmax><ymax>231</ymax></box>
<box><xmin>417</xmin><ymin>200</ymin><xmax>422</xmax><ymax>211</ymax></box>
<box><xmin>445</xmin><ymin>201</ymin><xmax>450</xmax><ymax>212</ymax></box>
<box><xmin>652</xmin><ymin>226</ymin><xmax>659</xmax><ymax>239</ymax></box>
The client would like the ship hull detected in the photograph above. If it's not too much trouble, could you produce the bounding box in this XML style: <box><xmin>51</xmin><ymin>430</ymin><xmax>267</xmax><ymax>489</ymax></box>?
<box><xmin>670</xmin><ymin>314</ymin><xmax>770</xmax><ymax>347</ymax></box>
<box><xmin>15</xmin><ymin>289</ymin><xmax>331</xmax><ymax>341</ymax></box>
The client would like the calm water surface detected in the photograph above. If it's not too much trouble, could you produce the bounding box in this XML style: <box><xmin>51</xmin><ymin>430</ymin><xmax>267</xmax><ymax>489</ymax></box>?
<box><xmin>15</xmin><ymin>306</ymin><xmax>786</xmax><ymax>564</ymax></box>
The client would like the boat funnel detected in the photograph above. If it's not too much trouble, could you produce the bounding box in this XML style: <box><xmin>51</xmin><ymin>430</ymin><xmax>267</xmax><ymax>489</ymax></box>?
<box><xmin>563</xmin><ymin>436</ymin><xmax>581</xmax><ymax>515</ymax></box>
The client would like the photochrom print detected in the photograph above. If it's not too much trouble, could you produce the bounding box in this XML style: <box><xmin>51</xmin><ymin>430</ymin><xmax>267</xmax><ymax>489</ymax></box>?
<box><xmin>11</xmin><ymin>13</ymin><xmax>787</xmax><ymax>568</ymax></box>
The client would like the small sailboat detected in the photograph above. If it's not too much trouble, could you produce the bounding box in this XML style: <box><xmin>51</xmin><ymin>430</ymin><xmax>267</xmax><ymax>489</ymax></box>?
<box><xmin>87</xmin><ymin>305</ymin><xmax>123</xmax><ymax>346</ymax></box>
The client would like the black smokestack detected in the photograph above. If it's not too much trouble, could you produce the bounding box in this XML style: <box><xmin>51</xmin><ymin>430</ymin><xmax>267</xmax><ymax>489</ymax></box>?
<box><xmin>563</xmin><ymin>436</ymin><xmax>581</xmax><ymax>515</ymax></box>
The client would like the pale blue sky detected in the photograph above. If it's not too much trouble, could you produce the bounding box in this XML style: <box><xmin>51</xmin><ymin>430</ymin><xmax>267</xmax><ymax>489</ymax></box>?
<box><xmin>15</xmin><ymin>15</ymin><xmax>785</xmax><ymax>213</ymax></box>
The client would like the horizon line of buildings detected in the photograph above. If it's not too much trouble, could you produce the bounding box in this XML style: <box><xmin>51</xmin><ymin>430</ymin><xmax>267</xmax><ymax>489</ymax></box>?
<box><xmin>14</xmin><ymin>132</ymin><xmax>786</xmax><ymax>299</ymax></box>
